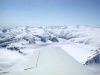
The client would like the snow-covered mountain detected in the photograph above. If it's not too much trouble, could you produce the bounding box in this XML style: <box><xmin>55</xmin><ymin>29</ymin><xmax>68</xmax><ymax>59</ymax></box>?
<box><xmin>0</xmin><ymin>25</ymin><xmax>100</xmax><ymax>49</ymax></box>
<box><xmin>0</xmin><ymin>25</ymin><xmax>100</xmax><ymax>74</ymax></box>
<box><xmin>0</xmin><ymin>26</ymin><xmax>100</xmax><ymax>62</ymax></box>
<box><xmin>82</xmin><ymin>48</ymin><xmax>100</xmax><ymax>64</ymax></box>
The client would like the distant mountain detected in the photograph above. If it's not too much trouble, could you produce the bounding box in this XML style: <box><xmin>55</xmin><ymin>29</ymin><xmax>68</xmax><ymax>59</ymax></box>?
<box><xmin>0</xmin><ymin>25</ymin><xmax>100</xmax><ymax>53</ymax></box>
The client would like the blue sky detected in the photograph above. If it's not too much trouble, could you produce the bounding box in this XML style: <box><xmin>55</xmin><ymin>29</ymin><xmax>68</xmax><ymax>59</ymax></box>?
<box><xmin>0</xmin><ymin>0</ymin><xmax>100</xmax><ymax>27</ymax></box>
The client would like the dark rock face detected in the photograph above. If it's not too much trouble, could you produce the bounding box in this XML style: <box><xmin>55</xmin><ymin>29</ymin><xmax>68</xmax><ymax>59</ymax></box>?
<box><xmin>84</xmin><ymin>48</ymin><xmax>100</xmax><ymax>65</ymax></box>
<box><xmin>51</xmin><ymin>37</ymin><xmax>59</xmax><ymax>42</ymax></box>
<box><xmin>34</xmin><ymin>35</ymin><xmax>47</xmax><ymax>43</ymax></box>
<box><xmin>28</xmin><ymin>38</ymin><xmax>35</xmax><ymax>44</ymax></box>
<box><xmin>85</xmin><ymin>54</ymin><xmax>100</xmax><ymax>65</ymax></box>
<box><xmin>0</xmin><ymin>42</ymin><xmax>9</xmax><ymax>47</ymax></box>
<box><xmin>2</xmin><ymin>29</ymin><xmax>7</xmax><ymax>33</ymax></box>
<box><xmin>23</xmin><ymin>37</ymin><xmax>35</xmax><ymax>44</ymax></box>
<box><xmin>41</xmin><ymin>37</ymin><xmax>47</xmax><ymax>42</ymax></box>
<box><xmin>7</xmin><ymin>47</ymin><xmax>20</xmax><ymax>51</ymax></box>
<box><xmin>7</xmin><ymin>47</ymin><xmax>26</xmax><ymax>54</ymax></box>
<box><xmin>0</xmin><ymin>37</ymin><xmax>15</xmax><ymax>48</ymax></box>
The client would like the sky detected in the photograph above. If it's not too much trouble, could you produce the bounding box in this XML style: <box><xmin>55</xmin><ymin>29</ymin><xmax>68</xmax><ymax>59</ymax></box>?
<box><xmin>0</xmin><ymin>0</ymin><xmax>100</xmax><ymax>27</ymax></box>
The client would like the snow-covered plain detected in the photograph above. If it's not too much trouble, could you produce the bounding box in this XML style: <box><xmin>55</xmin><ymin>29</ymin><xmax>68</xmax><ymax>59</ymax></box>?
<box><xmin>0</xmin><ymin>25</ymin><xmax>100</xmax><ymax>75</ymax></box>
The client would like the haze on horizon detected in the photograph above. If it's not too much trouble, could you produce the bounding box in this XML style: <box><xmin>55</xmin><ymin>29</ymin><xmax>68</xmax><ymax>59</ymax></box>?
<box><xmin>0</xmin><ymin>0</ymin><xmax>100</xmax><ymax>27</ymax></box>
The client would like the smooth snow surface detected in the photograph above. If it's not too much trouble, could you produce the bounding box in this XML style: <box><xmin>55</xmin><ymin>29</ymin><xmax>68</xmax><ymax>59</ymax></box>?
<box><xmin>0</xmin><ymin>48</ymin><xmax>35</xmax><ymax>75</ymax></box>
<box><xmin>17</xmin><ymin>46</ymin><xmax>95</xmax><ymax>75</ymax></box>
<box><xmin>0</xmin><ymin>48</ymin><xmax>26</xmax><ymax>73</ymax></box>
